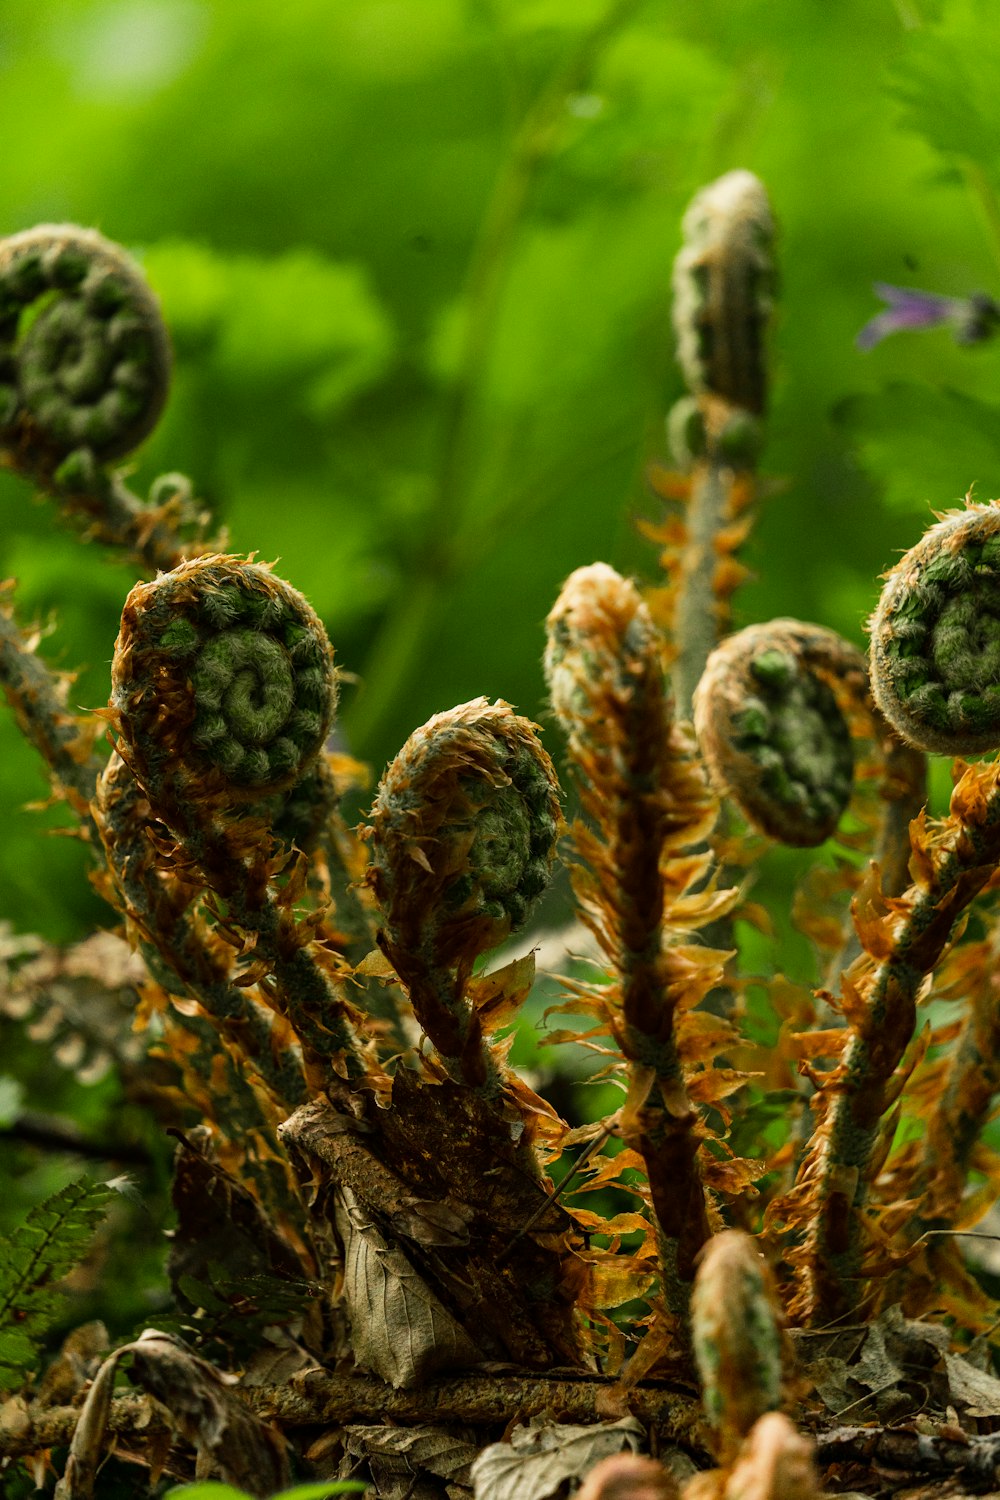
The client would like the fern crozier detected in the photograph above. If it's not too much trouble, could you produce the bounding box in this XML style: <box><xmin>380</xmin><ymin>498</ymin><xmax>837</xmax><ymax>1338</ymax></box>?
<box><xmin>111</xmin><ymin>554</ymin><xmax>338</xmax><ymax>816</ymax></box>
<box><xmin>694</xmin><ymin>620</ymin><xmax>858</xmax><ymax>846</ymax></box>
<box><xmin>870</xmin><ymin>499</ymin><xmax>1000</xmax><ymax>754</ymax></box>
<box><xmin>672</xmin><ymin>170</ymin><xmax>774</xmax><ymax>416</ymax></box>
<box><xmin>0</xmin><ymin>225</ymin><xmax>170</xmax><ymax>466</ymax></box>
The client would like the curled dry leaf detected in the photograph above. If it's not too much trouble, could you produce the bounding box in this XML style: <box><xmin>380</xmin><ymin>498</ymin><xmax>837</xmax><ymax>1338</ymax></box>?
<box><xmin>52</xmin><ymin>1329</ymin><xmax>288</xmax><ymax>1500</ymax></box>
<box><xmin>332</xmin><ymin>1423</ymin><xmax>480</xmax><ymax>1497</ymax></box>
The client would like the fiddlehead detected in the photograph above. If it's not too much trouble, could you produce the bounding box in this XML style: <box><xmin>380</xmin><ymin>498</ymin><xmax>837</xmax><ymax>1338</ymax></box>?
<box><xmin>111</xmin><ymin>555</ymin><xmax>371</xmax><ymax>1083</ymax></box>
<box><xmin>694</xmin><ymin>620</ymin><xmax>864</xmax><ymax>847</ymax></box>
<box><xmin>366</xmin><ymin>697</ymin><xmax>560</xmax><ymax>1089</ymax></box>
<box><xmin>870</xmin><ymin>498</ymin><xmax>1000</xmax><ymax>755</ymax></box>
<box><xmin>0</xmin><ymin>225</ymin><xmax>170</xmax><ymax>469</ymax></box>
<box><xmin>664</xmin><ymin>169</ymin><xmax>775</xmax><ymax>718</ymax></box>
<box><xmin>545</xmin><ymin>564</ymin><xmax>735</xmax><ymax>1317</ymax></box>
<box><xmin>111</xmin><ymin>554</ymin><xmax>337</xmax><ymax>827</ymax></box>
<box><xmin>672</xmin><ymin>170</ymin><xmax>774</xmax><ymax>416</ymax></box>
<box><xmin>691</xmin><ymin>1231</ymin><xmax>784</xmax><ymax>1463</ymax></box>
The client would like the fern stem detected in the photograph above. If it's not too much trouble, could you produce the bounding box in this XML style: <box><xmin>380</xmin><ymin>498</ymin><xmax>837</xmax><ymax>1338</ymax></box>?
<box><xmin>0</xmin><ymin>586</ymin><xmax>105</xmax><ymax>828</ymax></box>
<box><xmin>47</xmin><ymin>464</ymin><xmax>220</xmax><ymax>575</ymax></box>
<box><xmin>546</xmin><ymin>564</ymin><xmax>732</xmax><ymax>1324</ymax></box>
<box><xmin>919</xmin><ymin>918</ymin><xmax>1000</xmax><ymax>1220</ymax></box>
<box><xmin>672</xmin><ymin>446</ymin><xmax>739</xmax><ymax>719</ymax></box>
<box><xmin>786</xmin><ymin>758</ymin><xmax>1000</xmax><ymax>1323</ymax></box>
<box><xmin>95</xmin><ymin>752</ymin><xmax>309</xmax><ymax>1108</ymax></box>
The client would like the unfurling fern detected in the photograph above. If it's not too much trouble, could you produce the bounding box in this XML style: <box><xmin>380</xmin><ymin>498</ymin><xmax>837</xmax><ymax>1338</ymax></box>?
<box><xmin>0</xmin><ymin>225</ymin><xmax>170</xmax><ymax>469</ymax></box>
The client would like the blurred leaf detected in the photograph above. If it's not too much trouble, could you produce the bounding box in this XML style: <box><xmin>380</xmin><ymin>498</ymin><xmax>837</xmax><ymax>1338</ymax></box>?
<box><xmin>834</xmin><ymin>381</ymin><xmax>1000</xmax><ymax>517</ymax></box>
<box><xmin>144</xmin><ymin>239</ymin><xmax>395</xmax><ymax>412</ymax></box>
<box><xmin>0</xmin><ymin>1076</ymin><xmax>24</xmax><ymax>1128</ymax></box>
<box><xmin>470</xmin><ymin>1417</ymin><xmax>644</xmax><ymax>1500</ymax></box>
<box><xmin>891</xmin><ymin>0</ymin><xmax>1000</xmax><ymax>182</ymax></box>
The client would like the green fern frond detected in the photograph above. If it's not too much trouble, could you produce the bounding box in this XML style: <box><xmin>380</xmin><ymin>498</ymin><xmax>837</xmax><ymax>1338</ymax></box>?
<box><xmin>0</xmin><ymin>1176</ymin><xmax>115</xmax><ymax>1389</ymax></box>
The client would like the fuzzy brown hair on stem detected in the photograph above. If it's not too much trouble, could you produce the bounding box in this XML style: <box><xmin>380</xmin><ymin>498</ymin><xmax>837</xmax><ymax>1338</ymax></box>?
<box><xmin>545</xmin><ymin>563</ymin><xmax>742</xmax><ymax>1322</ymax></box>
<box><xmin>773</xmin><ymin>755</ymin><xmax>1000</xmax><ymax>1324</ymax></box>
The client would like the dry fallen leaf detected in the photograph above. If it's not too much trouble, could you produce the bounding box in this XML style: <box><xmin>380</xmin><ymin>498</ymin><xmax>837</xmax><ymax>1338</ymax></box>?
<box><xmin>335</xmin><ymin>1185</ymin><xmax>479</xmax><ymax>1388</ymax></box>
<box><xmin>470</xmin><ymin>1417</ymin><xmax>645</xmax><ymax>1500</ymax></box>
<box><xmin>335</xmin><ymin>1423</ymin><xmax>480</xmax><ymax>1498</ymax></box>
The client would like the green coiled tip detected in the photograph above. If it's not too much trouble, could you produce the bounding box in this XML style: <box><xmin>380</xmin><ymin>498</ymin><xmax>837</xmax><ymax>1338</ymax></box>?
<box><xmin>870</xmin><ymin>500</ymin><xmax>1000</xmax><ymax>755</ymax></box>
<box><xmin>366</xmin><ymin>697</ymin><xmax>562</xmax><ymax>967</ymax></box>
<box><xmin>111</xmin><ymin>554</ymin><xmax>337</xmax><ymax>813</ymax></box>
<box><xmin>0</xmin><ymin>224</ymin><xmax>170</xmax><ymax>466</ymax></box>
<box><xmin>672</xmin><ymin>169</ymin><xmax>775</xmax><ymax>416</ymax></box>
<box><xmin>694</xmin><ymin>621</ymin><xmax>858</xmax><ymax>847</ymax></box>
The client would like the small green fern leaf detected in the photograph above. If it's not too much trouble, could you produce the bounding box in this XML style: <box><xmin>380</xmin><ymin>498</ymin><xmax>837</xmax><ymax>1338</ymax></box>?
<box><xmin>890</xmin><ymin>6</ymin><xmax>1000</xmax><ymax>180</ymax></box>
<box><xmin>0</xmin><ymin>1176</ymin><xmax>116</xmax><ymax>1389</ymax></box>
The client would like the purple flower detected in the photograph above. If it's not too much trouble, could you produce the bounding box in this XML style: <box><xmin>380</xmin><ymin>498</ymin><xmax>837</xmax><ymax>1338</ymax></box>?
<box><xmin>856</xmin><ymin>283</ymin><xmax>1000</xmax><ymax>350</ymax></box>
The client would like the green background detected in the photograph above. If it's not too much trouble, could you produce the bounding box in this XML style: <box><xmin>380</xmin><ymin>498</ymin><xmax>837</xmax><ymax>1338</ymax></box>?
<box><xmin>1</xmin><ymin>0</ymin><xmax>997</xmax><ymax>940</ymax></box>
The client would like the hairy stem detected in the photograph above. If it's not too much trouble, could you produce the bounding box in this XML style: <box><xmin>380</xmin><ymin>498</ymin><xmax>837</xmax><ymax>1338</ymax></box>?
<box><xmin>787</xmin><ymin>759</ymin><xmax>1000</xmax><ymax>1323</ymax></box>
<box><xmin>546</xmin><ymin>565</ymin><xmax>733</xmax><ymax>1324</ymax></box>
<box><xmin>0</xmin><ymin>587</ymin><xmax>105</xmax><ymax>829</ymax></box>
<box><xmin>96</xmin><ymin>753</ymin><xmax>309</xmax><ymax>1109</ymax></box>
<box><xmin>673</xmin><ymin>445</ymin><xmax>739</xmax><ymax>719</ymax></box>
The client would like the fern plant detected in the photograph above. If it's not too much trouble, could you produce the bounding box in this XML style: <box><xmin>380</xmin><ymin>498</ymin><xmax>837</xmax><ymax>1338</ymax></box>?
<box><xmin>2</xmin><ymin>182</ymin><xmax>1000</xmax><ymax>1500</ymax></box>
<box><xmin>0</xmin><ymin>1177</ymin><xmax>114</xmax><ymax>1392</ymax></box>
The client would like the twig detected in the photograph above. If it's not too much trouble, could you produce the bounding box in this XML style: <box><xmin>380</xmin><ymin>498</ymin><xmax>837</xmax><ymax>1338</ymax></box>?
<box><xmin>0</xmin><ymin>1111</ymin><xmax>153</xmax><ymax>1166</ymax></box>
<box><xmin>0</xmin><ymin>1371</ymin><xmax>706</xmax><ymax>1461</ymax></box>
<box><xmin>815</xmin><ymin>1422</ymin><xmax>1000</xmax><ymax>1487</ymax></box>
